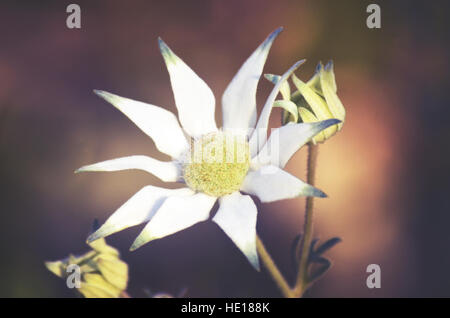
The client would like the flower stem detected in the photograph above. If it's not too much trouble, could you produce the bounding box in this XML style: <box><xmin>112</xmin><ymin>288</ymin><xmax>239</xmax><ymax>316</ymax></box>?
<box><xmin>293</xmin><ymin>143</ymin><xmax>319</xmax><ymax>297</ymax></box>
<box><xmin>256</xmin><ymin>234</ymin><xmax>295</xmax><ymax>298</ymax></box>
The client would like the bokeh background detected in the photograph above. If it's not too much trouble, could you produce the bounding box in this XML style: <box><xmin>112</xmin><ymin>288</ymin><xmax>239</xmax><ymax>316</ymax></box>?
<box><xmin>0</xmin><ymin>0</ymin><xmax>449</xmax><ymax>297</ymax></box>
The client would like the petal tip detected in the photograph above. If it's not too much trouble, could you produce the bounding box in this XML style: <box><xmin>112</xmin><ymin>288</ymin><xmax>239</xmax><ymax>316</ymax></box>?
<box><xmin>129</xmin><ymin>244</ymin><xmax>139</xmax><ymax>252</ymax></box>
<box><xmin>325</xmin><ymin>118</ymin><xmax>341</xmax><ymax>126</ymax></box>
<box><xmin>269</xmin><ymin>26</ymin><xmax>283</xmax><ymax>39</ymax></box>
<box><xmin>325</xmin><ymin>60</ymin><xmax>334</xmax><ymax>71</ymax></box>
<box><xmin>130</xmin><ymin>233</ymin><xmax>155</xmax><ymax>251</ymax></box>
<box><xmin>252</xmin><ymin>259</ymin><xmax>261</xmax><ymax>271</ymax></box>
<box><xmin>129</xmin><ymin>239</ymin><xmax>144</xmax><ymax>252</ymax></box>
<box><xmin>158</xmin><ymin>37</ymin><xmax>177</xmax><ymax>64</ymax></box>
<box><xmin>294</xmin><ymin>59</ymin><xmax>307</xmax><ymax>68</ymax></box>
<box><xmin>299</xmin><ymin>185</ymin><xmax>327</xmax><ymax>198</ymax></box>
<box><xmin>315</xmin><ymin>188</ymin><xmax>327</xmax><ymax>198</ymax></box>
<box><xmin>157</xmin><ymin>37</ymin><xmax>166</xmax><ymax>50</ymax></box>
<box><xmin>86</xmin><ymin>225</ymin><xmax>110</xmax><ymax>243</ymax></box>
<box><xmin>86</xmin><ymin>233</ymin><xmax>98</xmax><ymax>244</ymax></box>
<box><xmin>316</xmin><ymin>61</ymin><xmax>323</xmax><ymax>73</ymax></box>
<box><xmin>317</xmin><ymin>118</ymin><xmax>341</xmax><ymax>132</ymax></box>
<box><xmin>260</xmin><ymin>27</ymin><xmax>283</xmax><ymax>51</ymax></box>
<box><xmin>93</xmin><ymin>89</ymin><xmax>112</xmax><ymax>102</ymax></box>
<box><xmin>93</xmin><ymin>89</ymin><xmax>105</xmax><ymax>97</ymax></box>
<box><xmin>264</xmin><ymin>73</ymin><xmax>279</xmax><ymax>84</ymax></box>
<box><xmin>74</xmin><ymin>165</ymin><xmax>91</xmax><ymax>173</ymax></box>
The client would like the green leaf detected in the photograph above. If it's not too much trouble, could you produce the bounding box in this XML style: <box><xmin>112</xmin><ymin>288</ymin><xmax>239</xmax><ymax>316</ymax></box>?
<box><xmin>314</xmin><ymin>237</ymin><xmax>342</xmax><ymax>256</ymax></box>
<box><xmin>307</xmin><ymin>257</ymin><xmax>332</xmax><ymax>284</ymax></box>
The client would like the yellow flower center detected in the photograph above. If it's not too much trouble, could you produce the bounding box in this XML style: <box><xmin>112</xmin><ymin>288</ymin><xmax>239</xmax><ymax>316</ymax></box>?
<box><xmin>183</xmin><ymin>131</ymin><xmax>250</xmax><ymax>197</ymax></box>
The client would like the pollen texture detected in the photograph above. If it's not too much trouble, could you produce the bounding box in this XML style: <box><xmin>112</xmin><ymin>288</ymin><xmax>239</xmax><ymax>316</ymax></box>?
<box><xmin>183</xmin><ymin>132</ymin><xmax>250</xmax><ymax>197</ymax></box>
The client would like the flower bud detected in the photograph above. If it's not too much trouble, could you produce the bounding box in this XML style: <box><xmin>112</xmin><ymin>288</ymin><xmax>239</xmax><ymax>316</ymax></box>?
<box><xmin>45</xmin><ymin>237</ymin><xmax>128</xmax><ymax>298</ymax></box>
<box><xmin>265</xmin><ymin>60</ymin><xmax>345</xmax><ymax>144</ymax></box>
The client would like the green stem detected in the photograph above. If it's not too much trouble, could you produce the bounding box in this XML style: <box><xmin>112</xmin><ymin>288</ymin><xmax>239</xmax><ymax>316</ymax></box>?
<box><xmin>256</xmin><ymin>235</ymin><xmax>295</xmax><ymax>298</ymax></box>
<box><xmin>293</xmin><ymin>144</ymin><xmax>319</xmax><ymax>297</ymax></box>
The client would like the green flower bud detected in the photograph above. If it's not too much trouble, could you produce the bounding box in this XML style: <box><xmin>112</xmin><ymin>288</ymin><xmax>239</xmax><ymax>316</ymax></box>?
<box><xmin>265</xmin><ymin>60</ymin><xmax>345</xmax><ymax>144</ymax></box>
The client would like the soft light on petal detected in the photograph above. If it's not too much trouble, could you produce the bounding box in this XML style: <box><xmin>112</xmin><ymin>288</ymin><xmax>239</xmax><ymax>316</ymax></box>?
<box><xmin>250</xmin><ymin>60</ymin><xmax>306</xmax><ymax>156</ymax></box>
<box><xmin>320</xmin><ymin>61</ymin><xmax>345</xmax><ymax>129</ymax></box>
<box><xmin>75</xmin><ymin>155</ymin><xmax>182</xmax><ymax>182</ymax></box>
<box><xmin>87</xmin><ymin>186</ymin><xmax>194</xmax><ymax>242</ymax></box>
<box><xmin>291</xmin><ymin>74</ymin><xmax>332</xmax><ymax>120</ymax></box>
<box><xmin>213</xmin><ymin>192</ymin><xmax>260</xmax><ymax>270</ymax></box>
<box><xmin>306</xmin><ymin>62</ymin><xmax>324</xmax><ymax>96</ymax></box>
<box><xmin>240</xmin><ymin>165</ymin><xmax>326</xmax><ymax>202</ymax></box>
<box><xmin>159</xmin><ymin>38</ymin><xmax>217</xmax><ymax>137</ymax></box>
<box><xmin>252</xmin><ymin>119</ymin><xmax>340</xmax><ymax>168</ymax></box>
<box><xmin>94</xmin><ymin>90</ymin><xmax>189</xmax><ymax>159</ymax></box>
<box><xmin>291</xmin><ymin>74</ymin><xmax>337</xmax><ymax>138</ymax></box>
<box><xmin>222</xmin><ymin>28</ymin><xmax>283</xmax><ymax>131</ymax></box>
<box><xmin>130</xmin><ymin>193</ymin><xmax>216</xmax><ymax>251</ymax></box>
<box><xmin>321</xmin><ymin>60</ymin><xmax>337</xmax><ymax>93</ymax></box>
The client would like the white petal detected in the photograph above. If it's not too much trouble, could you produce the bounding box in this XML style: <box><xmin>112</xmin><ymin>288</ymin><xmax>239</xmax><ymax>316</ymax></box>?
<box><xmin>94</xmin><ymin>90</ymin><xmax>189</xmax><ymax>159</ymax></box>
<box><xmin>240</xmin><ymin>165</ymin><xmax>326</xmax><ymax>202</ymax></box>
<box><xmin>130</xmin><ymin>192</ymin><xmax>216</xmax><ymax>250</ymax></box>
<box><xmin>252</xmin><ymin>119</ymin><xmax>340</xmax><ymax>169</ymax></box>
<box><xmin>213</xmin><ymin>192</ymin><xmax>259</xmax><ymax>270</ymax></box>
<box><xmin>87</xmin><ymin>186</ymin><xmax>194</xmax><ymax>242</ymax></box>
<box><xmin>249</xmin><ymin>60</ymin><xmax>306</xmax><ymax>156</ymax></box>
<box><xmin>75</xmin><ymin>155</ymin><xmax>182</xmax><ymax>182</ymax></box>
<box><xmin>222</xmin><ymin>28</ymin><xmax>282</xmax><ymax>131</ymax></box>
<box><xmin>159</xmin><ymin>38</ymin><xmax>217</xmax><ymax>137</ymax></box>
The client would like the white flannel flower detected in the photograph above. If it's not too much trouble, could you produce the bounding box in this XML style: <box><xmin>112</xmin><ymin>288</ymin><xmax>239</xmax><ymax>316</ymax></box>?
<box><xmin>77</xmin><ymin>28</ymin><xmax>339</xmax><ymax>270</ymax></box>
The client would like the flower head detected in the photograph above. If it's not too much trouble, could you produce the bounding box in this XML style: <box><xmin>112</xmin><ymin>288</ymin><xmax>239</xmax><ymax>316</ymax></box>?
<box><xmin>76</xmin><ymin>28</ymin><xmax>339</xmax><ymax>270</ymax></box>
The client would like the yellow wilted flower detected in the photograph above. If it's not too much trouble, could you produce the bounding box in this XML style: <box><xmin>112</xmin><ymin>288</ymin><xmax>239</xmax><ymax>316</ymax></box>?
<box><xmin>45</xmin><ymin>236</ymin><xmax>128</xmax><ymax>298</ymax></box>
<box><xmin>265</xmin><ymin>60</ymin><xmax>345</xmax><ymax>143</ymax></box>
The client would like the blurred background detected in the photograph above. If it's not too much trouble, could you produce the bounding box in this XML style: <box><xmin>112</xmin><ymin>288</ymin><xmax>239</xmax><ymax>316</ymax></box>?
<box><xmin>0</xmin><ymin>0</ymin><xmax>449</xmax><ymax>297</ymax></box>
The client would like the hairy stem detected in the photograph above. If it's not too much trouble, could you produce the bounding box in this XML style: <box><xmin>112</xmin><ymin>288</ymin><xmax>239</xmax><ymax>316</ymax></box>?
<box><xmin>256</xmin><ymin>235</ymin><xmax>294</xmax><ymax>298</ymax></box>
<box><xmin>294</xmin><ymin>144</ymin><xmax>319</xmax><ymax>297</ymax></box>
